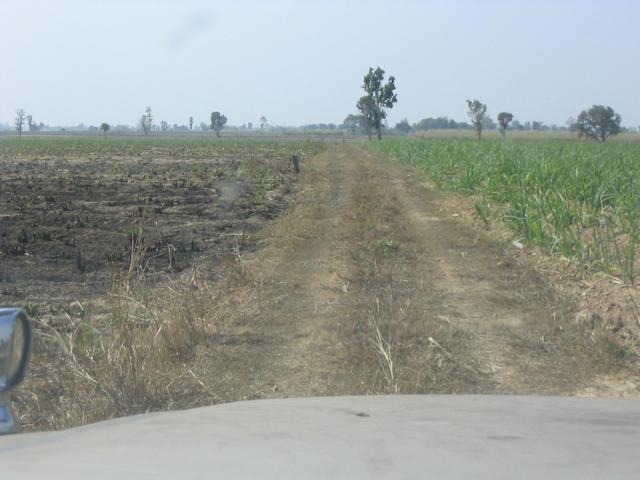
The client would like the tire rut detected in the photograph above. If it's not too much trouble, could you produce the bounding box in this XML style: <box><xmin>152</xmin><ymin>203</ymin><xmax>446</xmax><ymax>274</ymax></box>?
<box><xmin>204</xmin><ymin>145</ymin><xmax>629</xmax><ymax>399</ymax></box>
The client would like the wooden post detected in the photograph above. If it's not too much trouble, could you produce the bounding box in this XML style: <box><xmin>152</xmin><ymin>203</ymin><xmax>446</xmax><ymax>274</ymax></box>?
<box><xmin>292</xmin><ymin>155</ymin><xmax>300</xmax><ymax>174</ymax></box>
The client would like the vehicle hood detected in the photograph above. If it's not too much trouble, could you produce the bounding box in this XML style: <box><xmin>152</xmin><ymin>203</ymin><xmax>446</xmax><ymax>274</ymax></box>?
<box><xmin>0</xmin><ymin>395</ymin><xmax>638</xmax><ymax>479</ymax></box>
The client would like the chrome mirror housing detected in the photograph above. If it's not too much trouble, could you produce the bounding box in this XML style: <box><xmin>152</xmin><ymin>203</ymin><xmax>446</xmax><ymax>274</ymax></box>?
<box><xmin>0</xmin><ymin>308</ymin><xmax>32</xmax><ymax>434</ymax></box>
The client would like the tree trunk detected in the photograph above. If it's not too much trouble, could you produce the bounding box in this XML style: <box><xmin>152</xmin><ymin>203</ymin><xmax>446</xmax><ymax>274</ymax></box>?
<box><xmin>377</xmin><ymin>127</ymin><xmax>382</xmax><ymax>140</ymax></box>
<box><xmin>368</xmin><ymin>128</ymin><xmax>372</xmax><ymax>141</ymax></box>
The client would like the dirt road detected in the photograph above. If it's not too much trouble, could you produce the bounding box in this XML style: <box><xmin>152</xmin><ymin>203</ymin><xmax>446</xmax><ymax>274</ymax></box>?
<box><xmin>204</xmin><ymin>145</ymin><xmax>637</xmax><ymax>399</ymax></box>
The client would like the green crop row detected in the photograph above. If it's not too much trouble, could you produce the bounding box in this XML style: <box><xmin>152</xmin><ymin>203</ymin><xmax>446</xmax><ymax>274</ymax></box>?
<box><xmin>375</xmin><ymin>139</ymin><xmax>640</xmax><ymax>283</ymax></box>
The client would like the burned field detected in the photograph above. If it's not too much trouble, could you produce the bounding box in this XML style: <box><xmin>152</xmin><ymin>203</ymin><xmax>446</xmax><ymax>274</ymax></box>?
<box><xmin>0</xmin><ymin>138</ymin><xmax>329</xmax><ymax>430</ymax></box>
<box><xmin>0</xmin><ymin>138</ymin><xmax>323</xmax><ymax>320</ymax></box>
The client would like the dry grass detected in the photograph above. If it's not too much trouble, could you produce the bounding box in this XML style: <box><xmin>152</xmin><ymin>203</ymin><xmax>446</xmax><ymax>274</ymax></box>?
<box><xmin>341</xmin><ymin>173</ymin><xmax>487</xmax><ymax>395</ymax></box>
<box><xmin>13</xmin><ymin>232</ymin><xmax>249</xmax><ymax>431</ymax></box>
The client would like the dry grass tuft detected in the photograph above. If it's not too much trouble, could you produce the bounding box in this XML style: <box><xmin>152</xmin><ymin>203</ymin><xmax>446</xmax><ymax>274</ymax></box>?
<box><xmin>14</xmin><ymin>234</ymin><xmax>246</xmax><ymax>431</ymax></box>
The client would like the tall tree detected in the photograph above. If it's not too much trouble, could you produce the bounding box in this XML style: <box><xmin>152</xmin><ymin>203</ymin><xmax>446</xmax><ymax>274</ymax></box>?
<box><xmin>100</xmin><ymin>122</ymin><xmax>110</xmax><ymax>139</ymax></box>
<box><xmin>497</xmin><ymin>112</ymin><xmax>514</xmax><ymax>140</ymax></box>
<box><xmin>15</xmin><ymin>109</ymin><xmax>26</xmax><ymax>138</ymax></box>
<box><xmin>189</xmin><ymin>116</ymin><xmax>194</xmax><ymax>131</ymax></box>
<box><xmin>466</xmin><ymin>99</ymin><xmax>488</xmax><ymax>140</ymax></box>
<box><xmin>356</xmin><ymin>96</ymin><xmax>376</xmax><ymax>140</ymax></box>
<box><xmin>356</xmin><ymin>66</ymin><xmax>397</xmax><ymax>140</ymax></box>
<box><xmin>575</xmin><ymin>105</ymin><xmax>621</xmax><ymax>142</ymax></box>
<box><xmin>260</xmin><ymin>116</ymin><xmax>268</xmax><ymax>131</ymax></box>
<box><xmin>210</xmin><ymin>111</ymin><xmax>228</xmax><ymax>137</ymax></box>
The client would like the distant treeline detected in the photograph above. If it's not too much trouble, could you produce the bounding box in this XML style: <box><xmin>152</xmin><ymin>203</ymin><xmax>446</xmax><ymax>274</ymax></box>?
<box><xmin>337</xmin><ymin>115</ymin><xmax>638</xmax><ymax>135</ymax></box>
<box><xmin>2</xmin><ymin>117</ymin><xmax>638</xmax><ymax>135</ymax></box>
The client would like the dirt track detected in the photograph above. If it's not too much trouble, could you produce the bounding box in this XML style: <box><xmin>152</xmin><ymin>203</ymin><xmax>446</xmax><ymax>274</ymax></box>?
<box><xmin>203</xmin><ymin>144</ymin><xmax>637</xmax><ymax>399</ymax></box>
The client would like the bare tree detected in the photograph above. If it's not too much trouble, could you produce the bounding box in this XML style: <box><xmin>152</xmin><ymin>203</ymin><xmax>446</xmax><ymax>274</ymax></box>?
<box><xmin>139</xmin><ymin>106</ymin><xmax>153</xmax><ymax>136</ymax></box>
<box><xmin>145</xmin><ymin>107</ymin><xmax>153</xmax><ymax>133</ymax></box>
<box><xmin>15</xmin><ymin>109</ymin><xmax>26</xmax><ymax>138</ymax></box>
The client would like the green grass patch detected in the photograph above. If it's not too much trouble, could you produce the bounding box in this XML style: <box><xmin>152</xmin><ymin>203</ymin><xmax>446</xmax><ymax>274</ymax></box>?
<box><xmin>374</xmin><ymin>139</ymin><xmax>640</xmax><ymax>283</ymax></box>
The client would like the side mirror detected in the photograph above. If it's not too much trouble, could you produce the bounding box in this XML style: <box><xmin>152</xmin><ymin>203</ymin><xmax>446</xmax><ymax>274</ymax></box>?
<box><xmin>0</xmin><ymin>308</ymin><xmax>32</xmax><ymax>434</ymax></box>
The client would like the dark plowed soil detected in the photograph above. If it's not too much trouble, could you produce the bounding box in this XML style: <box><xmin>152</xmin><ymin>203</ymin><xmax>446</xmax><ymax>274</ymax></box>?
<box><xmin>0</xmin><ymin>151</ymin><xmax>296</xmax><ymax>319</ymax></box>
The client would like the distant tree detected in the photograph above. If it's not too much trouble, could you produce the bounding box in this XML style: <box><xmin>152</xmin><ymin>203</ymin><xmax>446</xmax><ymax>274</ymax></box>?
<box><xmin>189</xmin><ymin>116</ymin><xmax>194</xmax><ymax>131</ymax></box>
<box><xmin>210</xmin><ymin>111</ymin><xmax>228</xmax><ymax>137</ymax></box>
<box><xmin>160</xmin><ymin>120</ymin><xmax>169</xmax><ymax>132</ymax></box>
<box><xmin>356</xmin><ymin>66</ymin><xmax>397</xmax><ymax>140</ymax></box>
<box><xmin>100</xmin><ymin>122</ymin><xmax>110</xmax><ymax>138</ymax></box>
<box><xmin>414</xmin><ymin>117</ymin><xmax>471</xmax><ymax>131</ymax></box>
<box><xmin>139</xmin><ymin>106</ymin><xmax>153</xmax><ymax>136</ymax></box>
<box><xmin>575</xmin><ymin>105</ymin><xmax>621</xmax><ymax>142</ymax></box>
<box><xmin>15</xmin><ymin>109</ymin><xmax>26</xmax><ymax>138</ymax></box>
<box><xmin>482</xmin><ymin>116</ymin><xmax>497</xmax><ymax>130</ymax></box>
<box><xmin>260</xmin><ymin>116</ymin><xmax>268</xmax><ymax>131</ymax></box>
<box><xmin>341</xmin><ymin>114</ymin><xmax>368</xmax><ymax>135</ymax></box>
<box><xmin>511</xmin><ymin>119</ymin><xmax>524</xmax><ymax>131</ymax></box>
<box><xmin>26</xmin><ymin>115</ymin><xmax>42</xmax><ymax>132</ymax></box>
<box><xmin>466</xmin><ymin>99</ymin><xmax>488</xmax><ymax>140</ymax></box>
<box><xmin>497</xmin><ymin>112</ymin><xmax>514</xmax><ymax>140</ymax></box>
<box><xmin>247</xmin><ymin>121</ymin><xmax>253</xmax><ymax>130</ymax></box>
<box><xmin>395</xmin><ymin>118</ymin><xmax>412</xmax><ymax>134</ymax></box>
<box><xmin>356</xmin><ymin>96</ymin><xmax>376</xmax><ymax>139</ymax></box>
<box><xmin>566</xmin><ymin>117</ymin><xmax>577</xmax><ymax>136</ymax></box>
<box><xmin>139</xmin><ymin>116</ymin><xmax>147</xmax><ymax>135</ymax></box>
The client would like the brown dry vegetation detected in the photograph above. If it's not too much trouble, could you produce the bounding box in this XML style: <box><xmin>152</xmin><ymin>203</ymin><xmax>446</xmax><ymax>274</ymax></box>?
<box><xmin>1</xmin><ymin>139</ymin><xmax>324</xmax><ymax>430</ymax></box>
<box><xmin>6</xmin><ymin>141</ymin><xmax>639</xmax><ymax>431</ymax></box>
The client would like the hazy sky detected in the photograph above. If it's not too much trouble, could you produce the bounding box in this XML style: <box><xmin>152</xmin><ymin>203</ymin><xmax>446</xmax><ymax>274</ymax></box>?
<box><xmin>2</xmin><ymin>0</ymin><xmax>638</xmax><ymax>128</ymax></box>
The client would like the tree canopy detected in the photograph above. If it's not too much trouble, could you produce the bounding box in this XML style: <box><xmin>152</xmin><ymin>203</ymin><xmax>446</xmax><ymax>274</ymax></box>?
<box><xmin>395</xmin><ymin>118</ymin><xmax>412</xmax><ymax>134</ymax></box>
<box><xmin>356</xmin><ymin>67</ymin><xmax>397</xmax><ymax>140</ymax></box>
<box><xmin>497</xmin><ymin>112</ymin><xmax>514</xmax><ymax>139</ymax></box>
<box><xmin>100</xmin><ymin>122</ymin><xmax>109</xmax><ymax>138</ymax></box>
<box><xmin>575</xmin><ymin>105</ymin><xmax>621</xmax><ymax>142</ymax></box>
<box><xmin>210</xmin><ymin>112</ymin><xmax>228</xmax><ymax>137</ymax></box>
<box><xmin>466</xmin><ymin>99</ymin><xmax>488</xmax><ymax>140</ymax></box>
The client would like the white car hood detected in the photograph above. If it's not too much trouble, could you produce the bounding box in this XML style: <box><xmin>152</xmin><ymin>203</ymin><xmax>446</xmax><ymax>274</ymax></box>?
<box><xmin>0</xmin><ymin>395</ymin><xmax>638</xmax><ymax>479</ymax></box>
